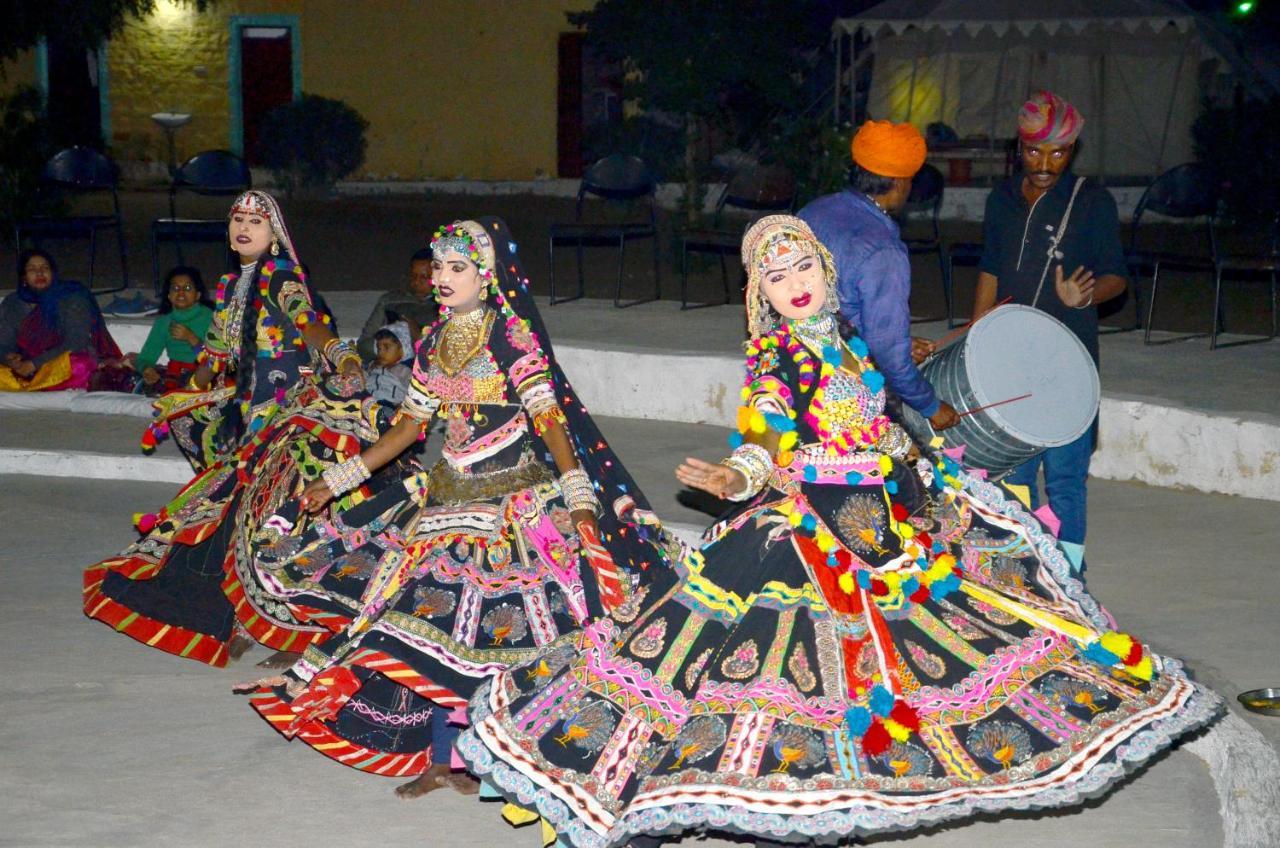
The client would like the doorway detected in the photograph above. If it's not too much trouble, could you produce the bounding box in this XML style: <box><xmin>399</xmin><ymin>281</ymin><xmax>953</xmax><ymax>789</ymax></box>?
<box><xmin>229</xmin><ymin>17</ymin><xmax>300</xmax><ymax>165</ymax></box>
<box><xmin>43</xmin><ymin>37</ymin><xmax>105</xmax><ymax>148</ymax></box>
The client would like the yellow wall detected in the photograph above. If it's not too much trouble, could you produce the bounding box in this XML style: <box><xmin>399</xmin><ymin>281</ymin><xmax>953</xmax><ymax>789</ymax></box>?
<box><xmin>100</xmin><ymin>0</ymin><xmax>586</xmax><ymax>179</ymax></box>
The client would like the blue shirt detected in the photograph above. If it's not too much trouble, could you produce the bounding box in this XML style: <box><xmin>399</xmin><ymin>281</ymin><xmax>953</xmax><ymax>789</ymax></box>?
<box><xmin>800</xmin><ymin>190</ymin><xmax>940</xmax><ymax>416</ymax></box>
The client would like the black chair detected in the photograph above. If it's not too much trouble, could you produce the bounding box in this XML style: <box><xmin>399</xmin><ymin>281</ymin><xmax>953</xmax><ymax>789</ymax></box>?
<box><xmin>1210</xmin><ymin>212</ymin><xmax>1279</xmax><ymax>350</ymax></box>
<box><xmin>679</xmin><ymin>165</ymin><xmax>795</xmax><ymax>310</ymax></box>
<box><xmin>150</xmin><ymin>150</ymin><xmax>251</xmax><ymax>291</ymax></box>
<box><xmin>549</xmin><ymin>154</ymin><xmax>661</xmax><ymax>308</ymax></box>
<box><xmin>944</xmin><ymin>241</ymin><xmax>984</xmax><ymax>328</ymax></box>
<box><xmin>1123</xmin><ymin>163</ymin><xmax>1221</xmax><ymax>345</ymax></box>
<box><xmin>901</xmin><ymin>163</ymin><xmax>950</xmax><ymax>323</ymax></box>
<box><xmin>14</xmin><ymin>146</ymin><xmax>129</xmax><ymax>293</ymax></box>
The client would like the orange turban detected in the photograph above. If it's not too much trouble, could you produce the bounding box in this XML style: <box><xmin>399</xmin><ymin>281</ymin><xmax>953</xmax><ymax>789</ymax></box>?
<box><xmin>851</xmin><ymin>120</ymin><xmax>927</xmax><ymax>178</ymax></box>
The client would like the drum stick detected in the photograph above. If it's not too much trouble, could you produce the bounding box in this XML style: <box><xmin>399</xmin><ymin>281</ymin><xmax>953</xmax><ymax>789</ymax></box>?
<box><xmin>958</xmin><ymin>392</ymin><xmax>1032</xmax><ymax>418</ymax></box>
<box><xmin>931</xmin><ymin>296</ymin><xmax>1014</xmax><ymax>352</ymax></box>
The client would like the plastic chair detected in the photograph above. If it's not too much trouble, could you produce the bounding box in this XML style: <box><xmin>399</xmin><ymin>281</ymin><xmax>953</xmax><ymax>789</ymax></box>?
<box><xmin>1124</xmin><ymin>163</ymin><xmax>1221</xmax><ymax>344</ymax></box>
<box><xmin>901</xmin><ymin>163</ymin><xmax>950</xmax><ymax>323</ymax></box>
<box><xmin>679</xmin><ymin>166</ymin><xmax>795</xmax><ymax>310</ymax></box>
<box><xmin>548</xmin><ymin>154</ymin><xmax>661</xmax><ymax>308</ymax></box>
<box><xmin>150</xmin><ymin>150</ymin><xmax>251</xmax><ymax>292</ymax></box>
<box><xmin>14</xmin><ymin>146</ymin><xmax>129</xmax><ymax>293</ymax></box>
<box><xmin>1210</xmin><ymin>212</ymin><xmax>1278</xmax><ymax>350</ymax></box>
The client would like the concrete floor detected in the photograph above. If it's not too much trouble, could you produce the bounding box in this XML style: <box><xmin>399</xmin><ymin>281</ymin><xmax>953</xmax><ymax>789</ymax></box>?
<box><xmin>3</xmin><ymin>452</ymin><xmax>1279</xmax><ymax>846</ymax></box>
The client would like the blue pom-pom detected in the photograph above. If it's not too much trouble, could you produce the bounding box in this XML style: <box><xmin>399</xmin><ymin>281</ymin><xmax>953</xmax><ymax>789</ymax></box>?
<box><xmin>856</xmin><ymin>570</ymin><xmax>874</xmax><ymax>590</ymax></box>
<box><xmin>1083</xmin><ymin>642</ymin><xmax>1121</xmax><ymax>667</ymax></box>
<box><xmin>847</xmin><ymin>337</ymin><xmax>869</xmax><ymax>358</ymax></box>
<box><xmin>869</xmin><ymin>685</ymin><xmax>895</xmax><ymax>717</ymax></box>
<box><xmin>827</xmin><ymin>554</ymin><xmax>838</xmax><ymax>566</ymax></box>
<box><xmin>764</xmin><ymin>412</ymin><xmax>796</xmax><ymax>433</ymax></box>
<box><xmin>800</xmin><ymin>514</ymin><xmax>818</xmax><ymax>532</ymax></box>
<box><xmin>845</xmin><ymin>470</ymin><xmax>863</xmax><ymax>485</ymax></box>
<box><xmin>902</xmin><ymin>576</ymin><xmax>920</xmax><ymax>595</ymax></box>
<box><xmin>728</xmin><ymin>432</ymin><xmax>744</xmax><ymax>449</ymax></box>
<box><xmin>861</xmin><ymin>370</ymin><xmax>885</xmax><ymax>392</ymax></box>
<box><xmin>803</xmin><ymin>465</ymin><xmax>818</xmax><ymax>483</ymax></box>
<box><xmin>932</xmin><ymin>541</ymin><xmax>945</xmax><ymax>554</ymax></box>
<box><xmin>822</xmin><ymin>344</ymin><xmax>842</xmax><ymax>365</ymax></box>
<box><xmin>884</xmin><ymin>480</ymin><xmax>899</xmax><ymax>495</ymax></box>
<box><xmin>844</xmin><ymin>705</ymin><xmax>872</xmax><ymax>735</ymax></box>
<box><xmin>508</xmin><ymin>241</ymin><xmax>518</xmax><ymax>254</ymax></box>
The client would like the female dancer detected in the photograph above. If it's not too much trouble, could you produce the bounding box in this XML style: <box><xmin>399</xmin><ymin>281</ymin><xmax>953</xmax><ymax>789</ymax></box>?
<box><xmin>240</xmin><ymin>217</ymin><xmax>669</xmax><ymax>797</ymax></box>
<box><xmin>458</xmin><ymin>216</ymin><xmax>1220</xmax><ymax>847</ymax></box>
<box><xmin>83</xmin><ymin>191</ymin><xmax>382</xmax><ymax>667</ymax></box>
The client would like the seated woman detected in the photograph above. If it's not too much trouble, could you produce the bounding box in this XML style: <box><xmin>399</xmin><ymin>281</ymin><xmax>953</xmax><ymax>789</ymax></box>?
<box><xmin>84</xmin><ymin>190</ymin><xmax>385</xmax><ymax>668</ymax></box>
<box><xmin>0</xmin><ymin>249</ymin><xmax>131</xmax><ymax>392</ymax></box>
<box><xmin>131</xmin><ymin>265</ymin><xmax>215</xmax><ymax>395</ymax></box>
<box><xmin>237</xmin><ymin>217</ymin><xmax>670</xmax><ymax>799</ymax></box>
<box><xmin>458</xmin><ymin>216</ymin><xmax>1221</xmax><ymax>847</ymax></box>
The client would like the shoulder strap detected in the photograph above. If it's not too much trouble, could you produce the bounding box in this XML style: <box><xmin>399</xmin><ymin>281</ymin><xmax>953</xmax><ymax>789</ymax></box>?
<box><xmin>1031</xmin><ymin>175</ymin><xmax>1085</xmax><ymax>309</ymax></box>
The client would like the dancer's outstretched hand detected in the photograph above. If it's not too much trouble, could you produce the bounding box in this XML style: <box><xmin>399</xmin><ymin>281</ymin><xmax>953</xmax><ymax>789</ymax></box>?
<box><xmin>676</xmin><ymin>456</ymin><xmax>747</xmax><ymax>500</ymax></box>
<box><xmin>300</xmin><ymin>478</ymin><xmax>334</xmax><ymax>514</ymax></box>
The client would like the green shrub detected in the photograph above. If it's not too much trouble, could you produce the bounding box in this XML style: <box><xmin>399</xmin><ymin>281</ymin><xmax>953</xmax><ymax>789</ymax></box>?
<box><xmin>258</xmin><ymin>93</ymin><xmax>368</xmax><ymax>193</ymax></box>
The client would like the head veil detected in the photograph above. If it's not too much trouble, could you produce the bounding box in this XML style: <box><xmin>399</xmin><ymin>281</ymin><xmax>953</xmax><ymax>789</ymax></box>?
<box><xmin>740</xmin><ymin>215</ymin><xmax>839</xmax><ymax>339</ymax></box>
<box><xmin>432</xmin><ymin>216</ymin><xmax>671</xmax><ymax>580</ymax></box>
<box><xmin>228</xmin><ymin>190</ymin><xmax>300</xmax><ymax>262</ymax></box>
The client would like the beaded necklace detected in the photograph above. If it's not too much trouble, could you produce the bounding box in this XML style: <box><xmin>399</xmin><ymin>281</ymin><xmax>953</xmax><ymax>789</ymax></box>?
<box><xmin>218</xmin><ymin>262</ymin><xmax>256</xmax><ymax>355</ymax></box>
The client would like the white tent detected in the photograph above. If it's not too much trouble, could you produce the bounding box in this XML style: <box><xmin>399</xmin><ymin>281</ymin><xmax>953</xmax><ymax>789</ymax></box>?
<box><xmin>832</xmin><ymin>0</ymin><xmax>1239</xmax><ymax>178</ymax></box>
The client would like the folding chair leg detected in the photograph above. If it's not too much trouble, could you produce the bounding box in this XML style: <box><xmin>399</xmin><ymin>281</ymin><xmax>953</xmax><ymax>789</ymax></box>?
<box><xmin>718</xmin><ymin>253</ymin><xmax>729</xmax><ymax>304</ymax></box>
<box><xmin>680</xmin><ymin>241</ymin><xmax>690</xmax><ymax>309</ymax></box>
<box><xmin>88</xmin><ymin>228</ymin><xmax>98</xmax><ymax>291</ymax></box>
<box><xmin>939</xmin><ymin>248</ymin><xmax>954</xmax><ymax>328</ymax></box>
<box><xmin>613</xmin><ymin>235</ymin><xmax>627</xmax><ymax>308</ymax></box>
<box><xmin>1210</xmin><ymin>267</ymin><xmax>1223</xmax><ymax>350</ymax></box>
<box><xmin>1143</xmin><ymin>264</ymin><xmax>1160</xmax><ymax>345</ymax></box>
<box><xmin>117</xmin><ymin>222</ymin><xmax>130</xmax><ymax>291</ymax></box>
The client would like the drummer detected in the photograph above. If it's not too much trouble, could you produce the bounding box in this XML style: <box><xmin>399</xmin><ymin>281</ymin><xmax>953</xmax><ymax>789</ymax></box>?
<box><xmin>971</xmin><ymin>91</ymin><xmax>1129</xmax><ymax>574</ymax></box>
<box><xmin>801</xmin><ymin>120</ymin><xmax>960</xmax><ymax>432</ymax></box>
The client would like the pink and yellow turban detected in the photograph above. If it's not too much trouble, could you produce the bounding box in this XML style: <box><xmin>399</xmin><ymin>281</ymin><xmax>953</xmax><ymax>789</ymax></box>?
<box><xmin>1018</xmin><ymin>91</ymin><xmax>1084</xmax><ymax>146</ymax></box>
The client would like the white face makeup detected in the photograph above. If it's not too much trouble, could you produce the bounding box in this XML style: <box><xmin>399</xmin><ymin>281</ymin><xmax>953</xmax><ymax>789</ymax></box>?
<box><xmin>760</xmin><ymin>251</ymin><xmax>827</xmax><ymax>321</ymax></box>
<box><xmin>432</xmin><ymin>250</ymin><xmax>484</xmax><ymax>312</ymax></box>
<box><xmin>229</xmin><ymin>212</ymin><xmax>273</xmax><ymax>261</ymax></box>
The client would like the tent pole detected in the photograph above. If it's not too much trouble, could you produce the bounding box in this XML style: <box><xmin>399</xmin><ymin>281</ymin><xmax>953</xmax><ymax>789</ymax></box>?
<box><xmin>833</xmin><ymin>30</ymin><xmax>841</xmax><ymax>126</ymax></box>
<box><xmin>907</xmin><ymin>56</ymin><xmax>919</xmax><ymax>122</ymax></box>
<box><xmin>1157</xmin><ymin>31</ymin><xmax>1193</xmax><ymax>174</ymax></box>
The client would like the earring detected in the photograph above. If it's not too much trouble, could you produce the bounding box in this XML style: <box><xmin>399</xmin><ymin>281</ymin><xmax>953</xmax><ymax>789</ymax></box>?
<box><xmin>478</xmin><ymin>285</ymin><xmax>488</xmax><ymax>302</ymax></box>
<box><xmin>270</xmin><ymin>238</ymin><xmax>280</xmax><ymax>257</ymax></box>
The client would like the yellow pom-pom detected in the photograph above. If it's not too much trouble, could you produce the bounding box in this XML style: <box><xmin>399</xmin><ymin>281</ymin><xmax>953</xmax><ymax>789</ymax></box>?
<box><xmin>897</xmin><ymin>523</ymin><xmax>914</xmax><ymax>540</ymax></box>
<box><xmin>934</xmin><ymin>553</ymin><xmax>956</xmax><ymax>571</ymax></box>
<box><xmin>878</xmin><ymin>455</ymin><xmax>894</xmax><ymax>474</ymax></box>
<box><xmin>883</xmin><ymin>718</ymin><xmax>911</xmax><ymax>742</ymax></box>
<box><xmin>736</xmin><ymin>407</ymin><xmax>753</xmax><ymax>433</ymax></box>
<box><xmin>749</xmin><ymin>410</ymin><xmax>767</xmax><ymax>435</ymax></box>
<box><xmin>779</xmin><ymin>431</ymin><xmax>798</xmax><ymax>451</ymax></box>
<box><xmin>882</xmin><ymin>571</ymin><xmax>902</xmax><ymax>590</ymax></box>
<box><xmin>1099</xmin><ymin>631</ymin><xmax>1134</xmax><ymax>660</ymax></box>
<box><xmin>838</xmin><ymin>572</ymin><xmax>855</xmax><ymax>594</ymax></box>
<box><xmin>788</xmin><ymin>511</ymin><xmax>803</xmax><ymax>527</ymax></box>
<box><xmin>815</xmin><ymin>530</ymin><xmax>835</xmax><ymax>551</ymax></box>
<box><xmin>1128</xmin><ymin>655</ymin><xmax>1154</xmax><ymax>681</ymax></box>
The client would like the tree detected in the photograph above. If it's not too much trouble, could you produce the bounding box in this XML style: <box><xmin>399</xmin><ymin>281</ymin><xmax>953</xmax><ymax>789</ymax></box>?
<box><xmin>568</xmin><ymin>0</ymin><xmax>827</xmax><ymax>224</ymax></box>
<box><xmin>2</xmin><ymin>0</ymin><xmax>215</xmax><ymax>66</ymax></box>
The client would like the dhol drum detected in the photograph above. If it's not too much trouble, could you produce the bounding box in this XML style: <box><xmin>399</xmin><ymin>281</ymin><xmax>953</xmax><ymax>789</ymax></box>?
<box><xmin>899</xmin><ymin>304</ymin><xmax>1099</xmax><ymax>477</ymax></box>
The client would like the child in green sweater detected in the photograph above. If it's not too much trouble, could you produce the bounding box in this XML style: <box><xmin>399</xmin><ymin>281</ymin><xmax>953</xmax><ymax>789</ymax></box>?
<box><xmin>134</xmin><ymin>266</ymin><xmax>214</xmax><ymax>393</ymax></box>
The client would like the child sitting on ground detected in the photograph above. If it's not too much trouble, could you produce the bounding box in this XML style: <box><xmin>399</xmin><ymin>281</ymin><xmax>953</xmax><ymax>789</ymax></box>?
<box><xmin>365</xmin><ymin>322</ymin><xmax>413</xmax><ymax>408</ymax></box>
<box><xmin>131</xmin><ymin>266</ymin><xmax>214</xmax><ymax>394</ymax></box>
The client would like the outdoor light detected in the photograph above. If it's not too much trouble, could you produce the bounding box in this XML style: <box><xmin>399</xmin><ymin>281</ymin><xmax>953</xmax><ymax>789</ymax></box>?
<box><xmin>1234</xmin><ymin>1</ymin><xmax>1256</xmax><ymax>15</ymax></box>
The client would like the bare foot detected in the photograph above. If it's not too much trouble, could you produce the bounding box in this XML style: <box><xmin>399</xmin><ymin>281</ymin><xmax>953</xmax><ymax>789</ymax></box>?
<box><xmin>395</xmin><ymin>763</ymin><xmax>451</xmax><ymax>799</ymax></box>
<box><xmin>232</xmin><ymin>675</ymin><xmax>288</xmax><ymax>695</ymax></box>
<box><xmin>227</xmin><ymin>632</ymin><xmax>255</xmax><ymax>661</ymax></box>
<box><xmin>437</xmin><ymin>772</ymin><xmax>479</xmax><ymax>795</ymax></box>
<box><xmin>256</xmin><ymin>650</ymin><xmax>302</xmax><ymax>669</ymax></box>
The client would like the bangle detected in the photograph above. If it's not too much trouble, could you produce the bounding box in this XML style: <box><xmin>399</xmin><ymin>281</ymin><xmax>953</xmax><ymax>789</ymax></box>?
<box><xmin>323</xmin><ymin>337</ymin><xmax>359</xmax><ymax>370</ymax></box>
<box><xmin>1074</xmin><ymin>293</ymin><xmax>1094</xmax><ymax>309</ymax></box>
<box><xmin>321</xmin><ymin>455</ymin><xmax>371</xmax><ymax>497</ymax></box>
<box><xmin>559</xmin><ymin>467</ymin><xmax>599</xmax><ymax>514</ymax></box>
<box><xmin>720</xmin><ymin>443</ymin><xmax>773</xmax><ymax>502</ymax></box>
